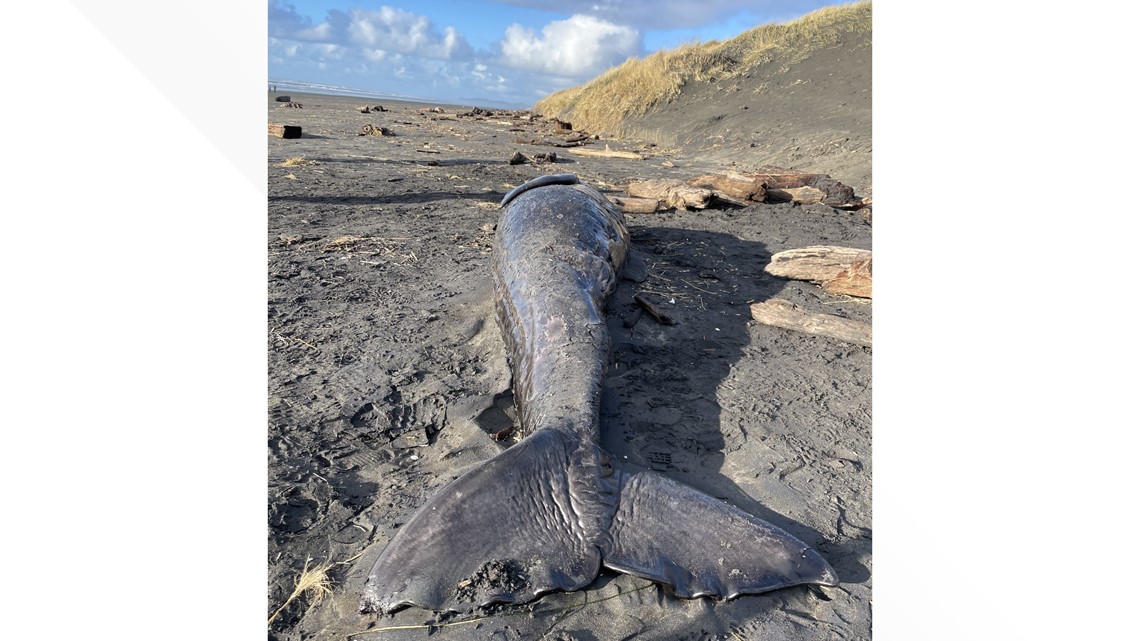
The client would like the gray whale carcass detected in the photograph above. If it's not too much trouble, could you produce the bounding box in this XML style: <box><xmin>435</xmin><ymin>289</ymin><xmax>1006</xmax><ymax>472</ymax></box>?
<box><xmin>360</xmin><ymin>174</ymin><xmax>838</xmax><ymax>614</ymax></box>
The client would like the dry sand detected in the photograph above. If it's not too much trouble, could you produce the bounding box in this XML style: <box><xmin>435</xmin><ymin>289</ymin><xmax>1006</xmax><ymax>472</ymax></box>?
<box><xmin>268</xmin><ymin>31</ymin><xmax>871</xmax><ymax>640</ymax></box>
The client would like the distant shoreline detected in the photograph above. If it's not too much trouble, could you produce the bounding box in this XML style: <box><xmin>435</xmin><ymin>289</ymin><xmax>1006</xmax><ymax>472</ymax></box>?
<box><xmin>267</xmin><ymin>81</ymin><xmax>526</xmax><ymax>111</ymax></box>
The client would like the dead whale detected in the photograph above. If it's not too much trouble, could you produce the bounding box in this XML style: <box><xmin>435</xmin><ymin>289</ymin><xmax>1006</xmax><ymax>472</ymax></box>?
<box><xmin>360</xmin><ymin>175</ymin><xmax>838</xmax><ymax>614</ymax></box>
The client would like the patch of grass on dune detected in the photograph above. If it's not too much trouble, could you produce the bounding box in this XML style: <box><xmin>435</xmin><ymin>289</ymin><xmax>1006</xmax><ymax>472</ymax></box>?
<box><xmin>533</xmin><ymin>1</ymin><xmax>871</xmax><ymax>135</ymax></box>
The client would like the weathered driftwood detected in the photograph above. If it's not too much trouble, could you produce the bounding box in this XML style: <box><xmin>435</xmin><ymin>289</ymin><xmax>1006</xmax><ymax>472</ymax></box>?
<box><xmin>274</xmin><ymin>95</ymin><xmax>292</xmax><ymax>102</ymax></box>
<box><xmin>634</xmin><ymin>293</ymin><xmax>676</xmax><ymax>325</ymax></box>
<box><xmin>823</xmin><ymin>253</ymin><xmax>872</xmax><ymax>298</ymax></box>
<box><xmin>764</xmin><ymin>246</ymin><xmax>870</xmax><ymax>283</ymax></box>
<box><xmin>361</xmin><ymin>124</ymin><xmax>393</xmax><ymax>136</ymax></box>
<box><xmin>750</xmin><ymin>299</ymin><xmax>871</xmax><ymax>347</ymax></box>
<box><xmin>566</xmin><ymin>146</ymin><xmax>644</xmax><ymax>160</ymax></box>
<box><xmin>625</xmin><ymin>179</ymin><xmax>712</xmax><ymax>210</ymax></box>
<box><xmin>511</xmin><ymin>137</ymin><xmax>584</xmax><ymax>148</ymax></box>
<box><xmin>744</xmin><ymin>166</ymin><xmax>858</xmax><ymax>207</ymax></box>
<box><xmin>268</xmin><ymin>124</ymin><xmax>301</xmax><ymax>139</ymax></box>
<box><xmin>686</xmin><ymin>173</ymin><xmax>766</xmax><ymax>202</ymax></box>
<box><xmin>609</xmin><ymin>196</ymin><xmax>659</xmax><ymax>214</ymax></box>
<box><xmin>765</xmin><ymin>186</ymin><xmax>826</xmax><ymax>204</ymax></box>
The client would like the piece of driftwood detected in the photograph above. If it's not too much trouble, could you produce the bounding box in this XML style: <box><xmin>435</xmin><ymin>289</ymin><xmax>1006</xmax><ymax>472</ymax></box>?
<box><xmin>268</xmin><ymin>124</ymin><xmax>301</xmax><ymax>139</ymax></box>
<box><xmin>743</xmin><ymin>166</ymin><xmax>857</xmax><ymax>207</ymax></box>
<box><xmin>361</xmin><ymin>124</ymin><xmax>393</xmax><ymax>136</ymax></box>
<box><xmin>511</xmin><ymin>137</ymin><xmax>584</xmax><ymax>148</ymax></box>
<box><xmin>508</xmin><ymin>151</ymin><xmax>527</xmax><ymax>165</ymax></box>
<box><xmin>275</xmin><ymin>95</ymin><xmax>292</xmax><ymax>102</ymax></box>
<box><xmin>764</xmin><ymin>246</ymin><xmax>870</xmax><ymax>283</ymax></box>
<box><xmin>634</xmin><ymin>293</ymin><xmax>676</xmax><ymax>325</ymax></box>
<box><xmin>686</xmin><ymin>173</ymin><xmax>766</xmax><ymax>202</ymax></box>
<box><xmin>625</xmin><ymin>179</ymin><xmax>712</xmax><ymax>210</ymax></box>
<box><xmin>765</xmin><ymin>186</ymin><xmax>826</xmax><ymax>204</ymax></box>
<box><xmin>750</xmin><ymin>298</ymin><xmax>871</xmax><ymax>347</ymax></box>
<box><xmin>823</xmin><ymin>253</ymin><xmax>872</xmax><ymax>298</ymax></box>
<box><xmin>608</xmin><ymin>196</ymin><xmax>659</xmax><ymax>214</ymax></box>
<box><xmin>566</xmin><ymin>146</ymin><xmax>644</xmax><ymax>160</ymax></box>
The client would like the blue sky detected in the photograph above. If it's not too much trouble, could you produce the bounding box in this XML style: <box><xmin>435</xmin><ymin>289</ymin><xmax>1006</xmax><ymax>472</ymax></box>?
<box><xmin>269</xmin><ymin>0</ymin><xmax>843</xmax><ymax>107</ymax></box>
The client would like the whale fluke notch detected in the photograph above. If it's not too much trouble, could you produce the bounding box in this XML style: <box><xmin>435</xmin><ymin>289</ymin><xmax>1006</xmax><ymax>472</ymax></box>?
<box><xmin>361</xmin><ymin>428</ymin><xmax>838</xmax><ymax>614</ymax></box>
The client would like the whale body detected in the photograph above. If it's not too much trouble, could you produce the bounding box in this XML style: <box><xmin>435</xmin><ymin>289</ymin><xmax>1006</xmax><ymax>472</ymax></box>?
<box><xmin>360</xmin><ymin>175</ymin><xmax>838</xmax><ymax>614</ymax></box>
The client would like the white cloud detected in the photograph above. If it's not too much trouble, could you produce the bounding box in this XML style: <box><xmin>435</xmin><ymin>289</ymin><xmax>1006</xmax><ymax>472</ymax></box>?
<box><xmin>491</xmin><ymin>0</ymin><xmax>817</xmax><ymax>31</ymax></box>
<box><xmin>346</xmin><ymin>6</ymin><xmax>473</xmax><ymax>60</ymax></box>
<box><xmin>498</xmin><ymin>14</ymin><xmax>640</xmax><ymax>77</ymax></box>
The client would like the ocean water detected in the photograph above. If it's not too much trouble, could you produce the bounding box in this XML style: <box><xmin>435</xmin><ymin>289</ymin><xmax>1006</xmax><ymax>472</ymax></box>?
<box><xmin>267</xmin><ymin>79</ymin><xmax>524</xmax><ymax>110</ymax></box>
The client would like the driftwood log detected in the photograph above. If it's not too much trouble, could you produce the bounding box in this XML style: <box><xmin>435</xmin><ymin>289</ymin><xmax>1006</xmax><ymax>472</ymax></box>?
<box><xmin>750</xmin><ymin>299</ymin><xmax>871</xmax><ymax>347</ymax></box>
<box><xmin>268</xmin><ymin>124</ymin><xmax>301</xmax><ymax>139</ymax></box>
<box><xmin>625</xmin><ymin>179</ymin><xmax>712</xmax><ymax>211</ymax></box>
<box><xmin>764</xmin><ymin>246</ymin><xmax>869</xmax><ymax>282</ymax></box>
<box><xmin>765</xmin><ymin>186</ymin><xmax>827</xmax><ymax>204</ymax></box>
<box><xmin>742</xmin><ymin>166</ymin><xmax>858</xmax><ymax>207</ymax></box>
<box><xmin>823</xmin><ymin>253</ymin><xmax>872</xmax><ymax>298</ymax></box>
<box><xmin>566</xmin><ymin>146</ymin><xmax>644</xmax><ymax>160</ymax></box>
<box><xmin>608</xmin><ymin>196</ymin><xmax>659</xmax><ymax>214</ymax></box>
<box><xmin>686</xmin><ymin>173</ymin><xmax>767</xmax><ymax>202</ymax></box>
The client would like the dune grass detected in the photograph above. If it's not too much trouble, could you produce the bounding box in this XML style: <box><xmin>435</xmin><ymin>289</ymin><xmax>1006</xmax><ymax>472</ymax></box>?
<box><xmin>533</xmin><ymin>1</ymin><xmax>871</xmax><ymax>135</ymax></box>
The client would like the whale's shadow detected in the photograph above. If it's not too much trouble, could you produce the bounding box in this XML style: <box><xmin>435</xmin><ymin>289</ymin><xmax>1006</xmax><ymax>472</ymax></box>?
<box><xmin>599</xmin><ymin>222</ymin><xmax>869</xmax><ymax>585</ymax></box>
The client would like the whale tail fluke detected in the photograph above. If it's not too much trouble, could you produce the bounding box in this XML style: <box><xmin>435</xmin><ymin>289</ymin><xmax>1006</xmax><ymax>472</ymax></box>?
<box><xmin>360</xmin><ymin>429</ymin><xmax>838</xmax><ymax>614</ymax></box>
<box><xmin>604</xmin><ymin>469</ymin><xmax>839</xmax><ymax>598</ymax></box>
<box><xmin>359</xmin><ymin>429</ymin><xmax>602</xmax><ymax>614</ymax></box>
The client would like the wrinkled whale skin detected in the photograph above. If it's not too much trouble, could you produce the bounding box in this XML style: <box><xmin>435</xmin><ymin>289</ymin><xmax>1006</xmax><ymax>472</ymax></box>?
<box><xmin>360</xmin><ymin>175</ymin><xmax>838</xmax><ymax>615</ymax></box>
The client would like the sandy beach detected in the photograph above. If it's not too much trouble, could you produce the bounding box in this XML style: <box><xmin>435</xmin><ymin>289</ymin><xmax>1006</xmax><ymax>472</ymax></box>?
<box><xmin>268</xmin><ymin>23</ymin><xmax>871</xmax><ymax>640</ymax></box>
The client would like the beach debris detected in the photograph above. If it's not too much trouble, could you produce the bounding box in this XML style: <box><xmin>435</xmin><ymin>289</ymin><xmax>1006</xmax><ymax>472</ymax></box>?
<box><xmin>611</xmin><ymin>167</ymin><xmax>863</xmax><ymax>213</ymax></box>
<box><xmin>634</xmin><ymin>293</ymin><xmax>677</xmax><ymax>325</ymax></box>
<box><xmin>750</xmin><ymin>298</ymin><xmax>871</xmax><ymax>347</ymax></box>
<box><xmin>686</xmin><ymin>173</ymin><xmax>767</xmax><ymax>202</ymax></box>
<box><xmin>533</xmin><ymin>151</ymin><xmax>558</xmax><ymax>163</ymax></box>
<box><xmin>553</xmin><ymin>118</ymin><xmax>573</xmax><ymax>131</ymax></box>
<box><xmin>360</xmin><ymin>123</ymin><xmax>393</xmax><ymax>136</ymax></box>
<box><xmin>823</xmin><ymin>252</ymin><xmax>872</xmax><ymax>298</ymax></box>
<box><xmin>277</xmin><ymin>102</ymin><xmax>303</xmax><ymax>109</ymax></box>
<box><xmin>359</xmin><ymin>105</ymin><xmax>387</xmax><ymax>113</ymax></box>
<box><xmin>511</xmin><ymin>135</ymin><xmax>587</xmax><ymax>148</ymax></box>
<box><xmin>566</xmin><ymin>145</ymin><xmax>644</xmax><ymax>160</ymax></box>
<box><xmin>624</xmin><ymin>179</ymin><xmax>712</xmax><ymax>210</ymax></box>
<box><xmin>274</xmin><ymin>95</ymin><xmax>292</xmax><ymax>102</ymax></box>
<box><xmin>268</xmin><ymin>124</ymin><xmax>302</xmax><ymax>139</ymax></box>
<box><xmin>743</xmin><ymin>166</ymin><xmax>858</xmax><ymax>207</ymax></box>
<box><xmin>608</xmin><ymin>196</ymin><xmax>660</xmax><ymax>214</ymax></box>
<box><xmin>508</xmin><ymin>151</ymin><xmax>527</xmax><ymax>165</ymax></box>
<box><xmin>764</xmin><ymin>246</ymin><xmax>872</xmax><ymax>299</ymax></box>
